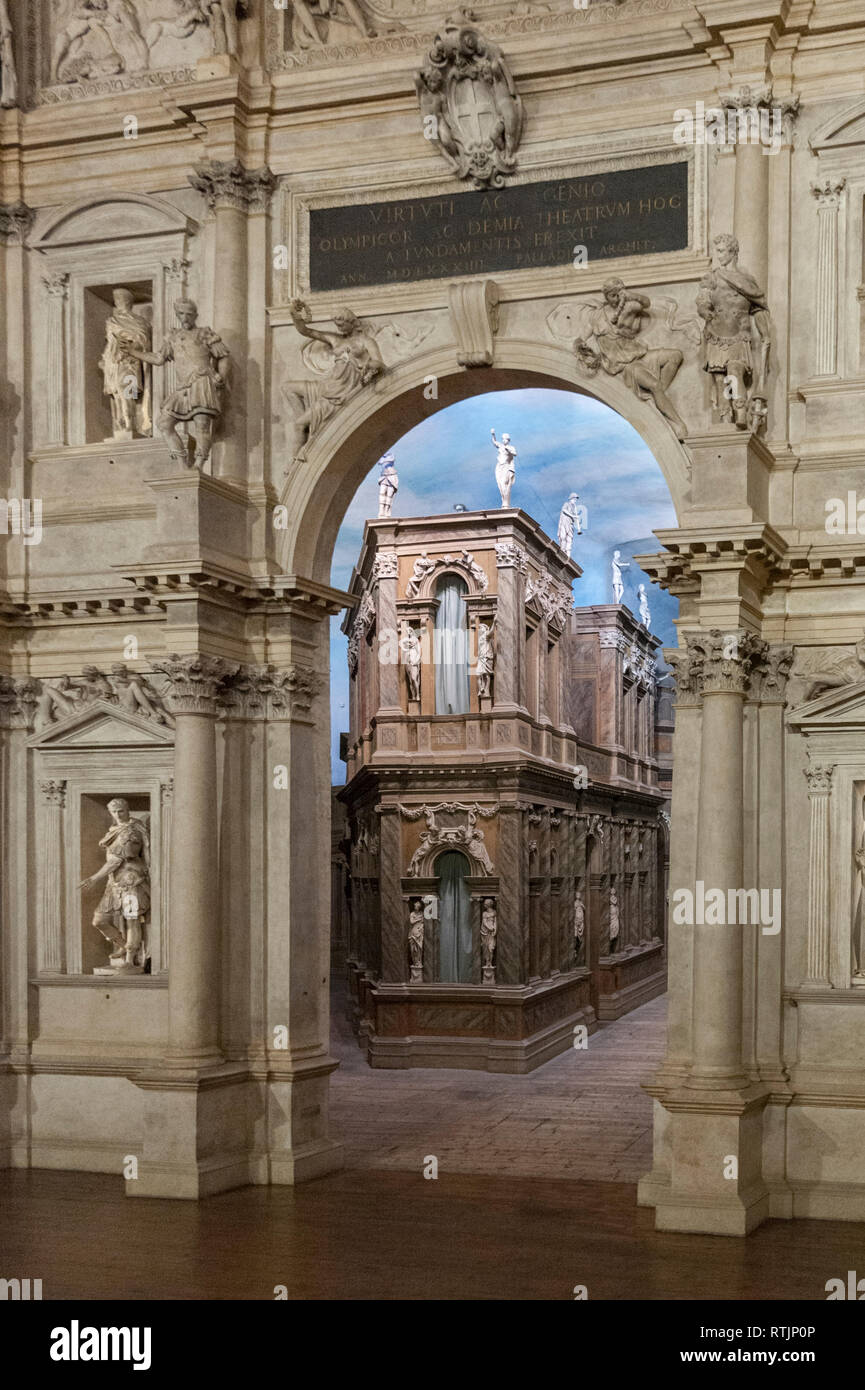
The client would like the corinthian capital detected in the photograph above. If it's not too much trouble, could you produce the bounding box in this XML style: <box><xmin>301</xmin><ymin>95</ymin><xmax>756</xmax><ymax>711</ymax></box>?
<box><xmin>804</xmin><ymin>763</ymin><xmax>833</xmax><ymax>796</ymax></box>
<box><xmin>189</xmin><ymin>160</ymin><xmax>276</xmax><ymax>212</ymax></box>
<box><xmin>154</xmin><ymin>653</ymin><xmax>238</xmax><ymax>715</ymax></box>
<box><xmin>677</xmin><ymin>630</ymin><xmax>768</xmax><ymax>697</ymax></box>
<box><xmin>751</xmin><ymin>644</ymin><xmax>794</xmax><ymax>701</ymax></box>
<box><xmin>0</xmin><ymin>202</ymin><xmax>35</xmax><ymax>243</ymax></box>
<box><xmin>811</xmin><ymin>177</ymin><xmax>846</xmax><ymax>209</ymax></box>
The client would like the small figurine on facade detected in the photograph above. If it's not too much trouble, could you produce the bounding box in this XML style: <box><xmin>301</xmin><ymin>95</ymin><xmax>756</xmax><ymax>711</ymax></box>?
<box><xmin>637</xmin><ymin>583</ymin><xmax>651</xmax><ymax>629</ymax></box>
<box><xmin>401</xmin><ymin>623</ymin><xmax>422</xmax><ymax>703</ymax></box>
<box><xmin>491</xmin><ymin>428</ymin><xmax>516</xmax><ymax>507</ymax></box>
<box><xmin>696</xmin><ymin>233</ymin><xmax>771</xmax><ymax>432</ymax></box>
<box><xmin>405</xmin><ymin>551</ymin><xmax>437</xmax><ymax>599</ymax></box>
<box><xmin>377</xmin><ymin>453</ymin><xmax>399</xmax><ymax>518</ymax></box>
<box><xmin>574</xmin><ymin>893</ymin><xmax>585</xmax><ymax>962</ymax></box>
<box><xmin>609</xmin><ymin>885</ymin><xmax>620</xmax><ymax>953</ymax></box>
<box><xmin>611</xmin><ymin>549</ymin><xmax>630</xmax><ymax>604</ymax></box>
<box><xmin>476</xmin><ymin>620</ymin><xmax>495</xmax><ymax>699</ymax></box>
<box><xmin>80</xmin><ymin>797</ymin><xmax>151</xmax><ymax>975</ymax></box>
<box><xmin>408</xmin><ymin>898</ymin><xmax>425</xmax><ymax>982</ymax></box>
<box><xmin>99</xmin><ymin>287</ymin><xmax>152</xmax><ymax>440</ymax></box>
<box><xmin>557</xmin><ymin>493</ymin><xmax>583</xmax><ymax>557</ymax></box>
<box><xmin>481</xmin><ymin>897</ymin><xmax>497</xmax><ymax>983</ymax></box>
<box><xmin>129</xmin><ymin>299</ymin><xmax>230</xmax><ymax>469</ymax></box>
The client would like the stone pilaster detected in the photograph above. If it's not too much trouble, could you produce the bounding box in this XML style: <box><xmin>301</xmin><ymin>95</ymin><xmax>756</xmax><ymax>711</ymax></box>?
<box><xmin>810</xmin><ymin>178</ymin><xmax>846</xmax><ymax>378</ymax></box>
<box><xmin>188</xmin><ymin>160</ymin><xmax>276</xmax><ymax>481</ymax></box>
<box><xmin>42</xmin><ymin>272</ymin><xmax>69</xmax><ymax>447</ymax></box>
<box><xmin>493</xmin><ymin>541</ymin><xmax>526</xmax><ymax>711</ymax></box>
<box><xmin>802</xmin><ymin>764</ymin><xmax>834</xmax><ymax>989</ymax></box>
<box><xmin>158</xmin><ymin>779</ymin><xmax>174</xmax><ymax>974</ymax></box>
<box><xmin>37</xmin><ymin>780</ymin><xmax>66</xmax><ymax>974</ymax></box>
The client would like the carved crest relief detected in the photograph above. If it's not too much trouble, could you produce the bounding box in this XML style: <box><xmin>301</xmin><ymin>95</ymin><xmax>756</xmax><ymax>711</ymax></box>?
<box><xmin>415</xmin><ymin>11</ymin><xmax>523</xmax><ymax>189</ymax></box>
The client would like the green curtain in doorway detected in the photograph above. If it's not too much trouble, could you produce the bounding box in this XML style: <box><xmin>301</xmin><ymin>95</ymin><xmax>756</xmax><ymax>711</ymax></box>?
<box><xmin>437</xmin><ymin>851</ymin><xmax>473</xmax><ymax>983</ymax></box>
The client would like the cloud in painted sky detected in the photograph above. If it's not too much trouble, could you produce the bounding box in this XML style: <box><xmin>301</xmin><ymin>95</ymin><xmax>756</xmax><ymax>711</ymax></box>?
<box><xmin>329</xmin><ymin>388</ymin><xmax>678</xmax><ymax>782</ymax></box>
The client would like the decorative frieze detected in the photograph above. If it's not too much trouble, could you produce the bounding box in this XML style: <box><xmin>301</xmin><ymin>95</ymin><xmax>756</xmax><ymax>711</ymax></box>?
<box><xmin>34</xmin><ymin>665</ymin><xmax>175</xmax><ymax>731</ymax></box>
<box><xmin>405</xmin><ymin>550</ymin><xmax>488</xmax><ymax>599</ymax></box>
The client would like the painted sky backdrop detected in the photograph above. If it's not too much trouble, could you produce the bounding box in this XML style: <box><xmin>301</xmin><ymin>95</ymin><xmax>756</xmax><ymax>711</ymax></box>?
<box><xmin>329</xmin><ymin>388</ymin><xmax>679</xmax><ymax>781</ymax></box>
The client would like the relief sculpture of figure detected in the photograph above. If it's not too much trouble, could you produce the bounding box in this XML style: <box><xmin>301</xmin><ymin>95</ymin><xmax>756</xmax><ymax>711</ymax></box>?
<box><xmin>574</xmin><ymin>279</ymin><xmax>687</xmax><ymax>441</ymax></box>
<box><xmin>129</xmin><ymin>299</ymin><xmax>230</xmax><ymax>469</ymax></box>
<box><xmin>79</xmin><ymin>798</ymin><xmax>151</xmax><ymax>975</ymax></box>
<box><xmin>696</xmin><ymin>233</ymin><xmax>771</xmax><ymax>432</ymax></box>
<box><xmin>205</xmin><ymin>0</ymin><xmax>247</xmax><ymax>57</ymax></box>
<box><xmin>109</xmin><ymin>664</ymin><xmax>175</xmax><ymax>726</ymax></box>
<box><xmin>291</xmin><ymin>0</ymin><xmax>374</xmax><ymax>48</ymax></box>
<box><xmin>0</xmin><ymin>0</ymin><xmax>18</xmax><ymax>108</ymax></box>
<box><xmin>52</xmin><ymin>0</ymin><xmax>149</xmax><ymax>83</ymax></box>
<box><xmin>282</xmin><ymin>298</ymin><xmax>384</xmax><ymax>462</ymax></box>
<box><xmin>99</xmin><ymin>288</ymin><xmax>152</xmax><ymax>440</ymax></box>
<box><xmin>574</xmin><ymin>894</ymin><xmax>586</xmax><ymax>962</ymax></box>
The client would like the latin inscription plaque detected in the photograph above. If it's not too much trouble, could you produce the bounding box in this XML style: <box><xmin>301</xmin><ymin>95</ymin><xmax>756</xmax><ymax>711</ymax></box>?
<box><xmin>308</xmin><ymin>160</ymin><xmax>688</xmax><ymax>292</ymax></box>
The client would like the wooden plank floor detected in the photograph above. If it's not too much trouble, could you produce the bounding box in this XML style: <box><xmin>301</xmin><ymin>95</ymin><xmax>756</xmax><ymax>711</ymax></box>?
<box><xmin>1</xmin><ymin>1166</ymin><xmax>862</xmax><ymax>1300</ymax></box>
<box><xmin>330</xmin><ymin>987</ymin><xmax>666</xmax><ymax>1181</ymax></box>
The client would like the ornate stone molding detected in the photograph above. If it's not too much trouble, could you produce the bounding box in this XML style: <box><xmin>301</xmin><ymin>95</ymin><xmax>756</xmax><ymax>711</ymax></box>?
<box><xmin>189</xmin><ymin>160</ymin><xmax>277</xmax><ymax>213</ymax></box>
<box><xmin>494</xmin><ymin>540</ymin><xmax>528</xmax><ymax>572</ymax></box>
<box><xmin>42</xmin><ymin>271</ymin><xmax>69</xmax><ymax>299</ymax></box>
<box><xmin>154</xmin><ymin>654</ymin><xmax>238</xmax><ymax>716</ymax></box>
<box><xmin>751</xmin><ymin>645</ymin><xmax>795</xmax><ymax>702</ymax></box>
<box><xmin>599</xmin><ymin>628</ymin><xmax>630</xmax><ymax>653</ymax></box>
<box><xmin>371</xmin><ymin>551</ymin><xmax>399</xmax><ymax>582</ymax></box>
<box><xmin>811</xmin><ymin>177</ymin><xmax>846</xmax><ymax>209</ymax></box>
<box><xmin>0</xmin><ymin>676</ymin><xmax>39</xmax><ymax>730</ymax></box>
<box><xmin>804</xmin><ymin>764</ymin><xmax>834</xmax><ymax>797</ymax></box>
<box><xmin>674</xmin><ymin>630</ymin><xmax>768</xmax><ymax>698</ymax></box>
<box><xmin>220</xmin><ymin>664</ymin><xmax>324</xmax><ymax>719</ymax></box>
<box><xmin>405</xmin><ymin>550</ymin><xmax>488</xmax><ymax>600</ymax></box>
<box><xmin>348</xmin><ymin>589</ymin><xmax>376</xmax><ymax>676</ymax></box>
<box><xmin>39</xmin><ymin>779</ymin><xmax>66</xmax><ymax>806</ymax></box>
<box><xmin>401</xmin><ymin>801</ymin><xmax>497</xmax><ymax>877</ymax></box>
<box><xmin>524</xmin><ymin>572</ymin><xmax>573</xmax><ymax>628</ymax></box>
<box><xmin>0</xmin><ymin>202</ymin><xmax>34</xmax><ymax>243</ymax></box>
<box><xmin>448</xmin><ymin>279</ymin><xmax>500</xmax><ymax>368</ymax></box>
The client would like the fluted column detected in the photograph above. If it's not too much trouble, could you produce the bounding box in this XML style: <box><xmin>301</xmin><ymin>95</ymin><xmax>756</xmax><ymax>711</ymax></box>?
<box><xmin>688</xmin><ymin>630</ymin><xmax>764</xmax><ymax>1087</ymax></box>
<box><xmin>189</xmin><ymin>161</ymin><xmax>275</xmax><ymax>482</ymax></box>
<box><xmin>802</xmin><ymin>764</ymin><xmax>833</xmax><ymax>988</ymax></box>
<box><xmin>42</xmin><ymin>272</ymin><xmax>69</xmax><ymax>447</ymax></box>
<box><xmin>38</xmin><ymin>781</ymin><xmax>66</xmax><ymax>974</ymax></box>
<box><xmin>810</xmin><ymin>178</ymin><xmax>846</xmax><ymax>378</ymax></box>
<box><xmin>158</xmin><ymin>778</ymin><xmax>174</xmax><ymax>974</ymax></box>
<box><xmin>155</xmin><ymin>654</ymin><xmax>235</xmax><ymax>1065</ymax></box>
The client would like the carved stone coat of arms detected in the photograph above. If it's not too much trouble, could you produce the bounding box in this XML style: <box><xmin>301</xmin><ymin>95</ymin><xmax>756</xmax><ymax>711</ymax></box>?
<box><xmin>415</xmin><ymin>11</ymin><xmax>524</xmax><ymax>189</ymax></box>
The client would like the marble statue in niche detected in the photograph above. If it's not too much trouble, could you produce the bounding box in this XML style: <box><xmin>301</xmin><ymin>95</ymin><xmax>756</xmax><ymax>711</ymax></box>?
<box><xmin>408</xmin><ymin>897</ymin><xmax>425</xmax><ymax>981</ymax></box>
<box><xmin>696</xmin><ymin>233</ymin><xmax>771</xmax><ymax>432</ymax></box>
<box><xmin>401</xmin><ymin>622</ymin><xmax>422</xmax><ymax>702</ymax></box>
<box><xmin>378</xmin><ymin>452</ymin><xmax>398</xmax><ymax>517</ymax></box>
<box><xmin>99</xmin><ymin>288</ymin><xmax>152</xmax><ymax>440</ymax></box>
<box><xmin>415</xmin><ymin>12</ymin><xmax>523</xmax><ymax>190</ymax></box>
<box><xmin>476</xmin><ymin>620</ymin><xmax>495</xmax><ymax>698</ymax></box>
<box><xmin>491</xmin><ymin>428</ymin><xmax>516</xmax><ymax>507</ymax></box>
<box><xmin>52</xmin><ymin>0</ymin><xmax>150</xmax><ymax>83</ymax></box>
<box><xmin>79</xmin><ymin>798</ymin><xmax>151</xmax><ymax>975</ymax></box>
<box><xmin>0</xmin><ymin>0</ymin><xmax>17</xmax><ymax>107</ymax></box>
<box><xmin>573</xmin><ymin>279</ymin><xmax>687</xmax><ymax>441</ymax></box>
<box><xmin>282</xmin><ymin>298</ymin><xmax>384</xmax><ymax>460</ymax></box>
<box><xmin>611</xmin><ymin>549</ymin><xmax>629</xmax><ymax>604</ymax></box>
<box><xmin>557</xmin><ymin>492</ymin><xmax>582</xmax><ymax>558</ymax></box>
<box><xmin>481</xmin><ymin>897</ymin><xmax>497</xmax><ymax>982</ymax></box>
<box><xmin>128</xmin><ymin>299</ymin><xmax>229</xmax><ymax>469</ymax></box>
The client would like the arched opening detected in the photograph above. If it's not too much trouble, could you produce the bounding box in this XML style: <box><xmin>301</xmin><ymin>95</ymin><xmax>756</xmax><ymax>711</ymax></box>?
<box><xmin>434</xmin><ymin>850</ymin><xmax>472</xmax><ymax>983</ymax></box>
<box><xmin>326</xmin><ymin>378</ymin><xmax>678</xmax><ymax>1187</ymax></box>
<box><xmin>433</xmin><ymin>574</ymin><xmax>470</xmax><ymax>716</ymax></box>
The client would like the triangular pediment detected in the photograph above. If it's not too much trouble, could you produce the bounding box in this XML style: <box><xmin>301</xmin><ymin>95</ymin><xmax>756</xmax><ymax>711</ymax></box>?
<box><xmin>787</xmin><ymin>679</ymin><xmax>865</xmax><ymax>730</ymax></box>
<box><xmin>810</xmin><ymin>100</ymin><xmax>865</xmax><ymax>152</ymax></box>
<box><xmin>28</xmin><ymin>699</ymin><xmax>175</xmax><ymax>749</ymax></box>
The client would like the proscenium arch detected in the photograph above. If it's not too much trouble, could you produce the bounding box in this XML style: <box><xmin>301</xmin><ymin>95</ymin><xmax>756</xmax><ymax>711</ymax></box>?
<box><xmin>278</xmin><ymin>339</ymin><xmax>691</xmax><ymax>584</ymax></box>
